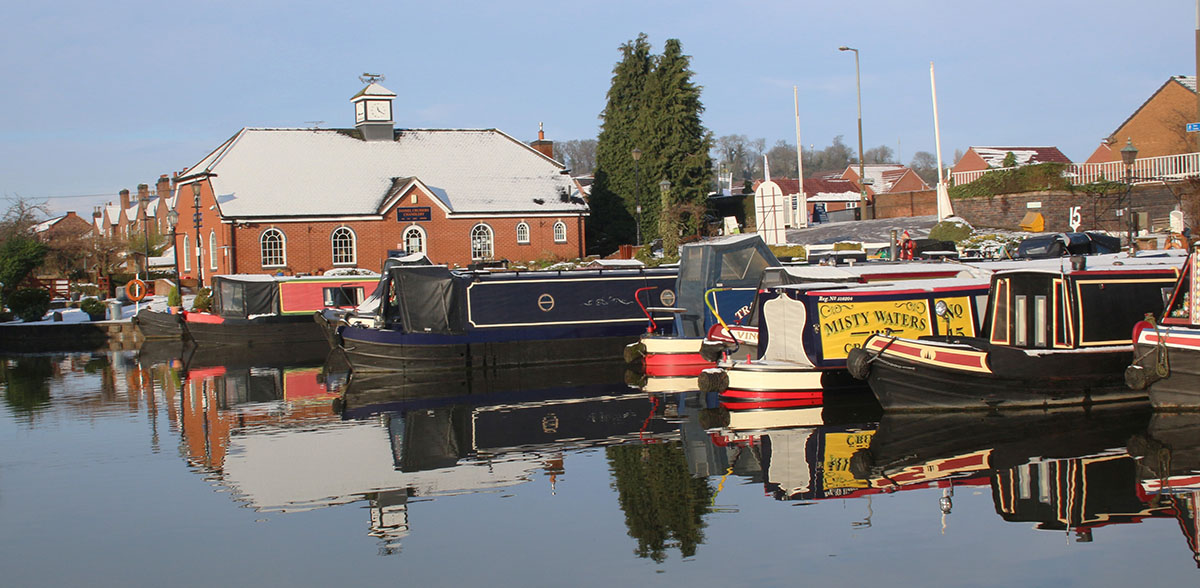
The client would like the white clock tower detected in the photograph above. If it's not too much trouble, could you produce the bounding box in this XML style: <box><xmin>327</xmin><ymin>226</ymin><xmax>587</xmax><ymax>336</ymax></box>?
<box><xmin>351</xmin><ymin>80</ymin><xmax>396</xmax><ymax>142</ymax></box>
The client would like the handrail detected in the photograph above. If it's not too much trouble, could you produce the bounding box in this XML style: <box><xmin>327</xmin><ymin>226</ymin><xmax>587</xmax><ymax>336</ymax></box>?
<box><xmin>951</xmin><ymin>152</ymin><xmax>1200</xmax><ymax>187</ymax></box>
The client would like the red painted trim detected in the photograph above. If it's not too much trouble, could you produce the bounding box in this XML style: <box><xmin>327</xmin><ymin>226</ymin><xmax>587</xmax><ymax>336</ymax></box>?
<box><xmin>183</xmin><ymin>312</ymin><xmax>225</xmax><ymax>324</ymax></box>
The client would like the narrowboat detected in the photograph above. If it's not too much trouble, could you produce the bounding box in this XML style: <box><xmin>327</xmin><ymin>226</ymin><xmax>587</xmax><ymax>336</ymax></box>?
<box><xmin>1128</xmin><ymin>412</ymin><xmax>1200</xmax><ymax>565</ymax></box>
<box><xmin>134</xmin><ymin>273</ymin><xmax>378</xmax><ymax>348</ymax></box>
<box><xmin>700</xmin><ymin>275</ymin><xmax>990</xmax><ymax>399</ymax></box>
<box><xmin>323</xmin><ymin>264</ymin><xmax>678</xmax><ymax>372</ymax></box>
<box><xmin>847</xmin><ymin>253</ymin><xmax>1183</xmax><ymax>410</ymax></box>
<box><xmin>1126</xmin><ymin>249</ymin><xmax>1200</xmax><ymax>408</ymax></box>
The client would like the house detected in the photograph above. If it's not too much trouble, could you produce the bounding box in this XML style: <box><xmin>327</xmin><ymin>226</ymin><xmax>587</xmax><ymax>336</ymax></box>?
<box><xmin>168</xmin><ymin>82</ymin><xmax>587</xmax><ymax>286</ymax></box>
<box><xmin>1087</xmin><ymin>75</ymin><xmax>1198</xmax><ymax>163</ymax></box>
<box><xmin>92</xmin><ymin>176</ymin><xmax>176</xmax><ymax>240</ymax></box>
<box><xmin>32</xmin><ymin>212</ymin><xmax>94</xmax><ymax>242</ymax></box>
<box><xmin>952</xmin><ymin>146</ymin><xmax>1072</xmax><ymax>175</ymax></box>
<box><xmin>839</xmin><ymin>164</ymin><xmax>930</xmax><ymax>197</ymax></box>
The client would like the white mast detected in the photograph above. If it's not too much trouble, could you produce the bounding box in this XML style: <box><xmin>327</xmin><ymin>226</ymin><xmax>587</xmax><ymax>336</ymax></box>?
<box><xmin>794</xmin><ymin>86</ymin><xmax>808</xmax><ymax>228</ymax></box>
<box><xmin>931</xmin><ymin>61</ymin><xmax>953</xmax><ymax>221</ymax></box>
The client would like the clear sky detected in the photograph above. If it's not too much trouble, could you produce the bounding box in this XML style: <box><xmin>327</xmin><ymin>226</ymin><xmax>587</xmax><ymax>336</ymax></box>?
<box><xmin>1</xmin><ymin>0</ymin><xmax>1194</xmax><ymax>217</ymax></box>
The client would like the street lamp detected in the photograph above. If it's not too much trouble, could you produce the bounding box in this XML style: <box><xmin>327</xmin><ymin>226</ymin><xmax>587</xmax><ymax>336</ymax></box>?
<box><xmin>1121</xmin><ymin>137</ymin><xmax>1138</xmax><ymax>254</ymax></box>
<box><xmin>140</xmin><ymin>193</ymin><xmax>153</xmax><ymax>282</ymax></box>
<box><xmin>632</xmin><ymin>148</ymin><xmax>643</xmax><ymax>246</ymax></box>
<box><xmin>192</xmin><ymin>182</ymin><xmax>204</xmax><ymax>284</ymax></box>
<box><xmin>167</xmin><ymin>207</ymin><xmax>180</xmax><ymax>285</ymax></box>
<box><xmin>839</xmin><ymin>45</ymin><xmax>871</xmax><ymax>219</ymax></box>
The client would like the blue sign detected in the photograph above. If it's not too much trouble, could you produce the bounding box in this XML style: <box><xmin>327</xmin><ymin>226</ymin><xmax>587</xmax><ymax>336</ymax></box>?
<box><xmin>396</xmin><ymin>207</ymin><xmax>432</xmax><ymax>222</ymax></box>
<box><xmin>1187</xmin><ymin>122</ymin><xmax>1200</xmax><ymax>133</ymax></box>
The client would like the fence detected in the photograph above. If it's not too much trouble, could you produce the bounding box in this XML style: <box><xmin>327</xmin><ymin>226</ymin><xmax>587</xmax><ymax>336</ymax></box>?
<box><xmin>950</xmin><ymin>152</ymin><xmax>1200</xmax><ymax>187</ymax></box>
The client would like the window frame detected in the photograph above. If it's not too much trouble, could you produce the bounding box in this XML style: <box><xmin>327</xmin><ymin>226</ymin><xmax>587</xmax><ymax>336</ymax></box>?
<box><xmin>209</xmin><ymin>230</ymin><xmax>218</xmax><ymax>271</ymax></box>
<box><xmin>403</xmin><ymin>225</ymin><xmax>426</xmax><ymax>255</ymax></box>
<box><xmin>470</xmin><ymin>223</ymin><xmax>494</xmax><ymax>261</ymax></box>
<box><xmin>260</xmin><ymin>228</ymin><xmax>287</xmax><ymax>268</ymax></box>
<box><xmin>553</xmin><ymin>220</ymin><xmax>567</xmax><ymax>244</ymax></box>
<box><xmin>331</xmin><ymin>226</ymin><xmax>357</xmax><ymax>266</ymax></box>
<box><xmin>516</xmin><ymin>221</ymin><xmax>530</xmax><ymax>245</ymax></box>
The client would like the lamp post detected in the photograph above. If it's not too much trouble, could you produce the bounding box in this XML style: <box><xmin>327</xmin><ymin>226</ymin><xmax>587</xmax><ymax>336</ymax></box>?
<box><xmin>839</xmin><ymin>45</ymin><xmax>870</xmax><ymax>219</ymax></box>
<box><xmin>1121</xmin><ymin>138</ymin><xmax>1139</xmax><ymax>254</ymax></box>
<box><xmin>632</xmin><ymin>148</ymin><xmax>643</xmax><ymax>246</ymax></box>
<box><xmin>140</xmin><ymin>194</ymin><xmax>153</xmax><ymax>282</ymax></box>
<box><xmin>192</xmin><ymin>182</ymin><xmax>204</xmax><ymax>284</ymax></box>
<box><xmin>167</xmin><ymin>208</ymin><xmax>180</xmax><ymax>285</ymax></box>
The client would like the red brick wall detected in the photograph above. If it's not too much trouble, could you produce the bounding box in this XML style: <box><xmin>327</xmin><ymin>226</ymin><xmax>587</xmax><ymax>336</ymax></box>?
<box><xmin>875</xmin><ymin>189</ymin><xmax>937</xmax><ymax>219</ymax></box>
<box><xmin>952</xmin><ymin>183</ymin><xmax>1190</xmax><ymax>234</ymax></box>
<box><xmin>173</xmin><ymin>180</ymin><xmax>586</xmax><ymax>285</ymax></box>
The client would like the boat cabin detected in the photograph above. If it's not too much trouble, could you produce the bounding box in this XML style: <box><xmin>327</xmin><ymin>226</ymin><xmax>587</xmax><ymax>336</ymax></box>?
<box><xmin>983</xmin><ymin>265</ymin><xmax>1178</xmax><ymax>350</ymax></box>
<box><xmin>675</xmin><ymin>234</ymin><xmax>779</xmax><ymax>337</ymax></box>
<box><xmin>1160</xmin><ymin>252</ymin><xmax>1199</xmax><ymax>327</ymax></box>
<box><xmin>211</xmin><ymin>274</ymin><xmax>378</xmax><ymax>319</ymax></box>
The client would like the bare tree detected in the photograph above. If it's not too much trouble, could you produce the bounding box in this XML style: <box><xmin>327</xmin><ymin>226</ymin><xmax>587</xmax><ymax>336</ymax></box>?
<box><xmin>909</xmin><ymin>151</ymin><xmax>939</xmax><ymax>185</ymax></box>
<box><xmin>862</xmin><ymin>145</ymin><xmax>894</xmax><ymax>164</ymax></box>
<box><xmin>555</xmin><ymin>139</ymin><xmax>598</xmax><ymax>175</ymax></box>
<box><xmin>766</xmin><ymin>140</ymin><xmax>797</xmax><ymax>179</ymax></box>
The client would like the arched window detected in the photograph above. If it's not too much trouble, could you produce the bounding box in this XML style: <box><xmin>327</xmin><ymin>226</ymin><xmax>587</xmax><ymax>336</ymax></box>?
<box><xmin>553</xmin><ymin>220</ymin><xmax>567</xmax><ymax>243</ymax></box>
<box><xmin>331</xmin><ymin>227</ymin><xmax>356</xmax><ymax>265</ymax></box>
<box><xmin>516</xmin><ymin>222</ymin><xmax>530</xmax><ymax>244</ymax></box>
<box><xmin>261</xmin><ymin>229</ymin><xmax>286</xmax><ymax>268</ymax></box>
<box><xmin>209</xmin><ymin>231</ymin><xmax>218</xmax><ymax>270</ymax></box>
<box><xmin>403</xmin><ymin>226</ymin><xmax>426</xmax><ymax>255</ymax></box>
<box><xmin>182</xmin><ymin>234</ymin><xmax>191</xmax><ymax>271</ymax></box>
<box><xmin>470</xmin><ymin>223</ymin><xmax>494</xmax><ymax>260</ymax></box>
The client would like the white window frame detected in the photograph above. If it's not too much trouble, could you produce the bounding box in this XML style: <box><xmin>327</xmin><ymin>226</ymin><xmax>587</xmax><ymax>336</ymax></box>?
<box><xmin>182</xmin><ymin>234</ymin><xmax>191</xmax><ymax>271</ymax></box>
<box><xmin>470</xmin><ymin>223</ymin><xmax>494</xmax><ymax>260</ymax></box>
<box><xmin>516</xmin><ymin>221</ymin><xmax>530</xmax><ymax>244</ymax></box>
<box><xmin>260</xmin><ymin>228</ymin><xmax>287</xmax><ymax>268</ymax></box>
<box><xmin>209</xmin><ymin>230</ymin><xmax>217</xmax><ymax>270</ymax></box>
<box><xmin>553</xmin><ymin>220</ymin><xmax>567</xmax><ymax>244</ymax></box>
<box><xmin>331</xmin><ymin>226</ymin><xmax>357</xmax><ymax>266</ymax></box>
<box><xmin>403</xmin><ymin>225</ymin><xmax>426</xmax><ymax>255</ymax></box>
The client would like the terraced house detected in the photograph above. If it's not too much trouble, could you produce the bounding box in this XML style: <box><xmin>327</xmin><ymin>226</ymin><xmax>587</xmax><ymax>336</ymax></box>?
<box><xmin>170</xmin><ymin>82</ymin><xmax>588</xmax><ymax>286</ymax></box>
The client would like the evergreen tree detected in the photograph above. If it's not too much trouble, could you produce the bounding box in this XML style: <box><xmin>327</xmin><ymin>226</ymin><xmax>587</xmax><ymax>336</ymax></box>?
<box><xmin>590</xmin><ymin>34</ymin><xmax>653</xmax><ymax>253</ymax></box>
<box><xmin>589</xmin><ymin>35</ymin><xmax>711</xmax><ymax>255</ymax></box>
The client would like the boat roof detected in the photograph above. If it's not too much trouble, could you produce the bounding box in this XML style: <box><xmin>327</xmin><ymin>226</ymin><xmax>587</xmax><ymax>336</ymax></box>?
<box><xmin>794</xmin><ymin>276</ymin><xmax>992</xmax><ymax>296</ymax></box>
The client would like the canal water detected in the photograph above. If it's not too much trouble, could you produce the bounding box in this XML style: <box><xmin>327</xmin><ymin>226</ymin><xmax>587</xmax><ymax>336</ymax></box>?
<box><xmin>1</xmin><ymin>348</ymin><xmax>1198</xmax><ymax>586</ymax></box>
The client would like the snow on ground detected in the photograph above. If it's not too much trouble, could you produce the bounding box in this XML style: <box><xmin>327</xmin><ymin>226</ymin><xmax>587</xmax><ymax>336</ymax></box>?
<box><xmin>10</xmin><ymin>293</ymin><xmax>200</xmax><ymax>324</ymax></box>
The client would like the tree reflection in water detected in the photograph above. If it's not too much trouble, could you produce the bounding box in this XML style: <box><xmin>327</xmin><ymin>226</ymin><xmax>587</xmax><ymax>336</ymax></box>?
<box><xmin>1</xmin><ymin>355</ymin><xmax>55</xmax><ymax>416</ymax></box>
<box><xmin>606</xmin><ymin>442</ymin><xmax>714</xmax><ymax>562</ymax></box>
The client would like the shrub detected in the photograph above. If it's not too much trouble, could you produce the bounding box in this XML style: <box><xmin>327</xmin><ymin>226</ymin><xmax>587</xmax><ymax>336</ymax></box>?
<box><xmin>769</xmin><ymin>244</ymin><xmax>807</xmax><ymax>261</ymax></box>
<box><xmin>191</xmin><ymin>287</ymin><xmax>212</xmax><ymax>312</ymax></box>
<box><xmin>949</xmin><ymin>162</ymin><xmax>1070</xmax><ymax>199</ymax></box>
<box><xmin>9</xmin><ymin>288</ymin><xmax>51</xmax><ymax>322</ymax></box>
<box><xmin>832</xmin><ymin>241</ymin><xmax>863</xmax><ymax>251</ymax></box>
<box><xmin>167</xmin><ymin>286</ymin><xmax>181</xmax><ymax>307</ymax></box>
<box><xmin>929</xmin><ymin>219</ymin><xmax>973</xmax><ymax>243</ymax></box>
<box><xmin>79</xmin><ymin>297</ymin><xmax>106</xmax><ymax>321</ymax></box>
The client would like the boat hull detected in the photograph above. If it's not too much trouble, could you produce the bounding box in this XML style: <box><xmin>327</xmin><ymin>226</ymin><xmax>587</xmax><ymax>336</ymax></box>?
<box><xmin>856</xmin><ymin>337</ymin><xmax>1145</xmax><ymax>411</ymax></box>
<box><xmin>183</xmin><ymin>314</ymin><xmax>328</xmax><ymax>348</ymax></box>
<box><xmin>132</xmin><ymin>309</ymin><xmax>184</xmax><ymax>340</ymax></box>
<box><xmin>1132</xmin><ymin>329</ymin><xmax>1200</xmax><ymax>409</ymax></box>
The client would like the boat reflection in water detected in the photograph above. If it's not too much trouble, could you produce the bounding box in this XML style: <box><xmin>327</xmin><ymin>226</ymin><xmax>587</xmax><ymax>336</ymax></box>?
<box><xmin>850</xmin><ymin>404</ymin><xmax>1197</xmax><ymax>550</ymax></box>
<box><xmin>1128</xmin><ymin>412</ymin><xmax>1200</xmax><ymax>565</ymax></box>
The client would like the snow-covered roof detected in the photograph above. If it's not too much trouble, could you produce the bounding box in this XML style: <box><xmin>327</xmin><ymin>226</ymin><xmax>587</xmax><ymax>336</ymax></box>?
<box><xmin>971</xmin><ymin>147</ymin><xmax>1071</xmax><ymax>168</ymax></box>
<box><xmin>32</xmin><ymin>215</ymin><xmax>64</xmax><ymax>233</ymax></box>
<box><xmin>180</xmin><ymin>128</ymin><xmax>586</xmax><ymax>218</ymax></box>
<box><xmin>807</xmin><ymin>192</ymin><xmax>862</xmax><ymax>202</ymax></box>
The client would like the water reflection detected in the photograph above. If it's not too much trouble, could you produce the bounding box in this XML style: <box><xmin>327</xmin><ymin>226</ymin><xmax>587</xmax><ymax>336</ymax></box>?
<box><xmin>8</xmin><ymin>346</ymin><xmax>1200</xmax><ymax>571</ymax></box>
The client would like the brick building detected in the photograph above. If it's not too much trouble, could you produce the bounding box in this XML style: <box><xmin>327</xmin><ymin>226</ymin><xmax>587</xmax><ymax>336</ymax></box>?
<box><xmin>1086</xmin><ymin>75</ymin><xmax>1199</xmax><ymax>163</ymax></box>
<box><xmin>951</xmin><ymin>146</ymin><xmax>1072</xmax><ymax>175</ymax></box>
<box><xmin>169</xmin><ymin>82</ymin><xmax>587</xmax><ymax>286</ymax></box>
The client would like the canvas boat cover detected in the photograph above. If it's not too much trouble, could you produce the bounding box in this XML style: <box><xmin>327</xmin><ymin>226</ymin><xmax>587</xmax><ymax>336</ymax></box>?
<box><xmin>676</xmin><ymin>234</ymin><xmax>779</xmax><ymax>337</ymax></box>
<box><xmin>213</xmin><ymin>275</ymin><xmax>281</xmax><ymax>318</ymax></box>
<box><xmin>385</xmin><ymin>265</ymin><xmax>468</xmax><ymax>334</ymax></box>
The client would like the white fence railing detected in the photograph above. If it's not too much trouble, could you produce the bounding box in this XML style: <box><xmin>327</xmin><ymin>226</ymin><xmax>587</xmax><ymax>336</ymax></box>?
<box><xmin>950</xmin><ymin>152</ymin><xmax>1200</xmax><ymax>187</ymax></box>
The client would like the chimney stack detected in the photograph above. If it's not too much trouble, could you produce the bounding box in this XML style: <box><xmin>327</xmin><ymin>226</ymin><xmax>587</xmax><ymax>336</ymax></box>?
<box><xmin>531</xmin><ymin>122</ymin><xmax>555</xmax><ymax>160</ymax></box>
<box><xmin>119</xmin><ymin>189</ymin><xmax>130</xmax><ymax>211</ymax></box>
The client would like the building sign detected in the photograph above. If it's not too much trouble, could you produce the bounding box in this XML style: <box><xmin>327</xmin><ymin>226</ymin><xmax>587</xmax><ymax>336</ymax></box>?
<box><xmin>1187</xmin><ymin>122</ymin><xmax>1200</xmax><ymax>133</ymax></box>
<box><xmin>396</xmin><ymin>207</ymin><xmax>432</xmax><ymax>222</ymax></box>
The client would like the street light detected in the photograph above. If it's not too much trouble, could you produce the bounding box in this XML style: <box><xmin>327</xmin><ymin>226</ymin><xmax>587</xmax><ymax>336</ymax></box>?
<box><xmin>1121</xmin><ymin>137</ymin><xmax>1139</xmax><ymax>254</ymax></box>
<box><xmin>632</xmin><ymin>148</ymin><xmax>643</xmax><ymax>246</ymax></box>
<box><xmin>839</xmin><ymin>45</ymin><xmax>871</xmax><ymax>219</ymax></box>
<box><xmin>192</xmin><ymin>182</ymin><xmax>204</xmax><ymax>284</ymax></box>
<box><xmin>167</xmin><ymin>207</ymin><xmax>180</xmax><ymax>285</ymax></box>
<box><xmin>140</xmin><ymin>193</ymin><xmax>153</xmax><ymax>282</ymax></box>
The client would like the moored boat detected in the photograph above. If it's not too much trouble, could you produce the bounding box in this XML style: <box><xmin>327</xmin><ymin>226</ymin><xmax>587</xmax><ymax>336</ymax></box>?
<box><xmin>325</xmin><ymin>264</ymin><xmax>678</xmax><ymax>372</ymax></box>
<box><xmin>135</xmin><ymin>273</ymin><xmax>378</xmax><ymax>348</ymax></box>
<box><xmin>848</xmin><ymin>253</ymin><xmax>1183</xmax><ymax>410</ymax></box>
<box><xmin>1126</xmin><ymin>248</ymin><xmax>1200</xmax><ymax>408</ymax></box>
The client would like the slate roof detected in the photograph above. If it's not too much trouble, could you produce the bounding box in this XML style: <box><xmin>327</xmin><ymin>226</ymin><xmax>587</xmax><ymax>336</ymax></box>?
<box><xmin>180</xmin><ymin>128</ymin><xmax>586</xmax><ymax>218</ymax></box>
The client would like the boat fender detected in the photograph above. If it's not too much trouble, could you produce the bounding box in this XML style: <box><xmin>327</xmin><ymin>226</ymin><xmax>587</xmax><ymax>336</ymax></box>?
<box><xmin>1124</xmin><ymin>364</ymin><xmax>1150</xmax><ymax>391</ymax></box>
<box><xmin>623</xmin><ymin>341</ymin><xmax>647</xmax><ymax>364</ymax></box>
<box><xmin>623</xmin><ymin>368</ymin><xmax>648</xmax><ymax>388</ymax></box>
<box><xmin>846</xmin><ymin>348</ymin><xmax>873</xmax><ymax>381</ymax></box>
<box><xmin>697</xmin><ymin>368</ymin><xmax>730</xmax><ymax>394</ymax></box>
<box><xmin>700</xmin><ymin>340</ymin><xmax>733</xmax><ymax>363</ymax></box>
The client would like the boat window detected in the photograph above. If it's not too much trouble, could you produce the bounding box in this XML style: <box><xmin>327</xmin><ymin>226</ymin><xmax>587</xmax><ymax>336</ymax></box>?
<box><xmin>720</xmin><ymin>248</ymin><xmax>771</xmax><ymax>284</ymax></box>
<box><xmin>219</xmin><ymin>281</ymin><xmax>244</xmax><ymax>316</ymax></box>
<box><xmin>323</xmin><ymin>286</ymin><xmax>362</xmax><ymax>307</ymax></box>
<box><xmin>990</xmin><ymin>279</ymin><xmax>1010</xmax><ymax>344</ymax></box>
<box><xmin>1013</xmin><ymin>295</ymin><xmax>1027</xmax><ymax>346</ymax></box>
<box><xmin>1033</xmin><ymin>295</ymin><xmax>1047</xmax><ymax>347</ymax></box>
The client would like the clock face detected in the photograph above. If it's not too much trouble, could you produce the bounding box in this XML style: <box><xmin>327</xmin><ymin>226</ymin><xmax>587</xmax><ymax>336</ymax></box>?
<box><xmin>355</xmin><ymin>101</ymin><xmax>366</xmax><ymax>123</ymax></box>
<box><xmin>367</xmin><ymin>100</ymin><xmax>390</xmax><ymax>121</ymax></box>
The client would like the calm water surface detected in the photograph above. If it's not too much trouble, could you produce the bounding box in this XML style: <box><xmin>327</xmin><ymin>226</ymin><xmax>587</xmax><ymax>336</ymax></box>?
<box><xmin>1</xmin><ymin>348</ymin><xmax>1198</xmax><ymax>587</ymax></box>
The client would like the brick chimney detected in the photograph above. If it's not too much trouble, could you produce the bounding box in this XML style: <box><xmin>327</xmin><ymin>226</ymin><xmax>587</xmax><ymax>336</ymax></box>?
<box><xmin>531</xmin><ymin>122</ymin><xmax>554</xmax><ymax>160</ymax></box>
<box><xmin>119</xmin><ymin>189</ymin><xmax>130</xmax><ymax>212</ymax></box>
<box><xmin>156</xmin><ymin>175</ymin><xmax>171</xmax><ymax>199</ymax></box>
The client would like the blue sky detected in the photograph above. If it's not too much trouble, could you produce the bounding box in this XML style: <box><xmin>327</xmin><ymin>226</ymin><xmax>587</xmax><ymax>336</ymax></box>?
<box><xmin>1</xmin><ymin>0</ymin><xmax>1194</xmax><ymax>216</ymax></box>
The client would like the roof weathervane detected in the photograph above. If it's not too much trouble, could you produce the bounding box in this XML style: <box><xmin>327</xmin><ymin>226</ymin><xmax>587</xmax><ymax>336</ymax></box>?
<box><xmin>359</xmin><ymin>73</ymin><xmax>385</xmax><ymax>84</ymax></box>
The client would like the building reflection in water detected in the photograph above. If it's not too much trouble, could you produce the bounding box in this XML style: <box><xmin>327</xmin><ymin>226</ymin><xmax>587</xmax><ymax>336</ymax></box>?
<box><xmin>20</xmin><ymin>346</ymin><xmax>1200</xmax><ymax>566</ymax></box>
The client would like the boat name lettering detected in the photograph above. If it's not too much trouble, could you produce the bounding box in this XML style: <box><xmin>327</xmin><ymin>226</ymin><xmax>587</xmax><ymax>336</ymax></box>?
<box><xmin>822</xmin><ymin>311</ymin><xmax>871</xmax><ymax>336</ymax></box>
<box><xmin>872</xmin><ymin>309</ymin><xmax>927</xmax><ymax>331</ymax></box>
<box><xmin>732</xmin><ymin>305</ymin><xmax>752</xmax><ymax>321</ymax></box>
